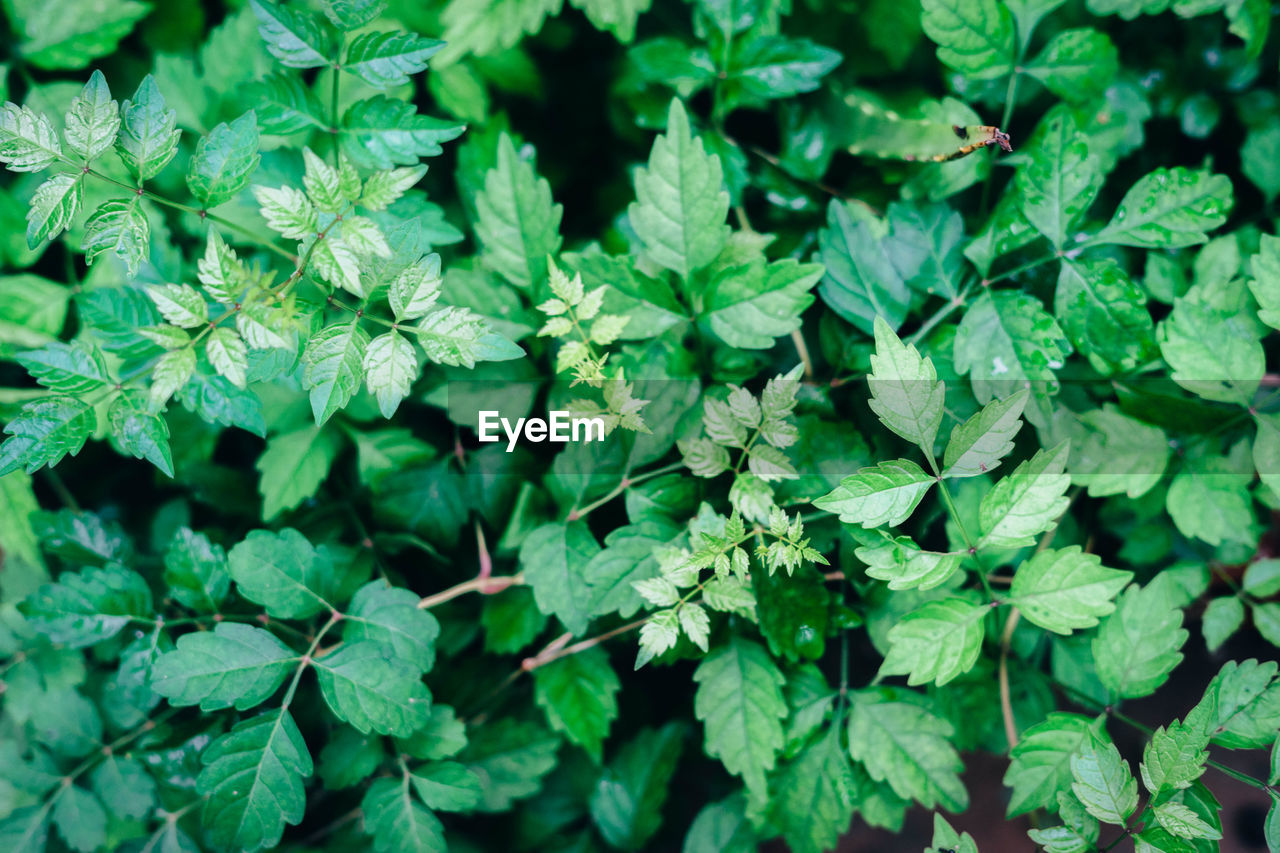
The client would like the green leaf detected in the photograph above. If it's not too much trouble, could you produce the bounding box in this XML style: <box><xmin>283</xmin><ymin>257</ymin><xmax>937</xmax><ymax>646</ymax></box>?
<box><xmin>1140</xmin><ymin>721</ymin><xmax>1208</xmax><ymax>797</ymax></box>
<box><xmin>568</xmin><ymin>0</ymin><xmax>651</xmax><ymax>41</ymax></box>
<box><xmin>1070</xmin><ymin>731</ymin><xmax>1138</xmax><ymax>825</ymax></box>
<box><xmin>703</xmin><ymin>258</ymin><xmax>822</xmax><ymax>349</ymax></box>
<box><xmin>730</xmin><ymin>35</ymin><xmax>842</xmax><ymax>101</ymax></box>
<box><xmin>313</xmin><ymin>640</ymin><xmax>432</xmax><ymax>736</ymax></box>
<box><xmin>847</xmin><ymin>688</ymin><xmax>967</xmax><ymax>810</ymax></box>
<box><xmin>978</xmin><ymin>442</ymin><xmax>1071</xmax><ymax>549</ymax></box>
<box><xmin>149</xmin><ymin>347</ymin><xmax>196</xmax><ymax>410</ymax></box>
<box><xmin>1153</xmin><ymin>800</ymin><xmax>1221</xmax><ymax>840</ymax></box>
<box><xmin>813</xmin><ymin>459</ymin><xmax>933</xmax><ymax>528</ymax></box>
<box><xmin>324</xmin><ymin>0</ymin><xmax>387</xmax><ymax>29</ymax></box>
<box><xmin>1089</xmin><ymin>166</ymin><xmax>1233</xmax><ymax>249</ymax></box>
<box><xmin>771</xmin><ymin>726</ymin><xmax>856</xmax><ymax>853</ymax></box>
<box><xmin>227</xmin><ymin>528</ymin><xmax>331</xmax><ymax>618</ymax></box>
<box><xmin>533</xmin><ymin>646</ymin><xmax>620</xmax><ymax>761</ymax></box>
<box><xmin>462</xmin><ymin>719</ymin><xmax>560</xmax><ymax>811</ymax></box>
<box><xmin>26</xmin><ymin>173</ymin><xmax>82</xmax><ymax>247</ymax></box>
<box><xmin>954</xmin><ymin>290</ymin><xmax>1071</xmax><ymax>423</ymax></box>
<box><xmin>1056</xmin><ymin>258</ymin><xmax>1156</xmax><ymax>374</ymax></box>
<box><xmin>1068</xmin><ymin>406</ymin><xmax>1169</xmax><ymax>498</ymax></box>
<box><xmin>1158</xmin><ymin>296</ymin><xmax>1263</xmax><ymax>406</ymax></box>
<box><xmin>149</xmin><ymin>283</ymin><xmax>208</xmax><ymax>328</ymax></box>
<box><xmin>52</xmin><ymin>784</ymin><xmax>106</xmax><ymax>853</ymax></box>
<box><xmin>250</xmin><ymin>71</ymin><xmax>326</xmax><ymax>135</ymax></box>
<box><xmin>436</xmin><ymin>0</ymin><xmax>564</xmax><ymax>65</ymax></box>
<box><xmin>1166</xmin><ymin>458</ymin><xmax>1255</xmax><ymax>547</ymax></box>
<box><xmin>920</xmin><ymin>0</ymin><xmax>1015</xmax><ymax>79</ymax></box>
<box><xmin>817</xmin><ymin>201</ymin><xmax>910</xmax><ymax>334</ymax></box>
<box><xmin>415</xmin><ymin>306</ymin><xmax>513</xmax><ymax>368</ymax></box>
<box><xmin>410</xmin><ymin>762</ymin><xmax>483</xmax><ymax>812</ymax></box>
<box><xmin>1010</xmin><ymin>547</ymin><xmax>1133</xmax><ymax>635</ymax></box>
<box><xmin>344</xmin><ymin>31</ymin><xmax>443</xmax><ymax>88</ymax></box>
<box><xmin>16</xmin><ymin>341</ymin><xmax>108</xmax><ymax>394</ymax></box>
<box><xmin>1250</xmin><ymin>234</ymin><xmax>1280</xmax><ymax>330</ymax></box>
<box><xmin>1093</xmin><ymin>583</ymin><xmax>1188</xmax><ymax>699</ymax></box>
<box><xmin>344</xmin><ymin>580</ymin><xmax>439</xmax><ymax>673</ymax></box>
<box><xmin>90</xmin><ymin>755</ymin><xmax>156</xmax><ymax>821</ymax></box>
<box><xmin>1194</xmin><ymin>659</ymin><xmax>1280</xmax><ymax>748</ymax></box>
<box><xmin>1017</xmin><ymin>115</ymin><xmax>1102</xmax><ymax>250</ymax></box>
<box><xmin>1242</xmin><ymin>121</ymin><xmax>1280</xmax><ymax>201</ymax></box>
<box><xmin>19</xmin><ymin>563</ymin><xmax>150</xmax><ymax>647</ymax></box>
<box><xmin>256</xmin><ymin>425</ymin><xmax>341</xmax><ymax>520</ymax></box>
<box><xmin>303</xmin><ymin>321</ymin><xmax>370</xmax><ymax>425</ymax></box>
<box><xmin>151</xmin><ymin>622</ymin><xmax>298</xmax><ymax>711</ymax></box>
<box><xmin>942</xmin><ymin>388</ymin><xmax>1027</xmax><ymax>478</ymax></box>
<box><xmin>629</xmin><ymin>98</ymin><xmax>729</xmax><ymax>279</ymax></box>
<box><xmin>364</xmin><ymin>330</ymin><xmax>418</xmax><ymax>418</ymax></box>
<box><xmin>108</xmin><ymin>390</ymin><xmax>175</xmax><ymax>476</ymax></box>
<box><xmin>116</xmin><ymin>75</ymin><xmax>181</xmax><ymax>182</ymax></box>
<box><xmin>693</xmin><ymin>636</ymin><xmax>786</xmax><ymax>798</ymax></box>
<box><xmin>878</xmin><ymin>597</ymin><xmax>985</xmax><ymax>686</ymax></box>
<box><xmin>0</xmin><ymin>396</ymin><xmax>95</xmax><ymax>477</ymax></box>
<box><xmin>1024</xmin><ymin>29</ymin><xmax>1118</xmax><ymax>102</ymax></box>
<box><xmin>188</xmin><ymin>112</ymin><xmax>261</xmax><ymax>209</ymax></box>
<box><xmin>362</xmin><ymin>776</ymin><xmax>445</xmax><ymax>852</ymax></box>
<box><xmin>81</xmin><ymin>199</ymin><xmax>149</xmax><ymax>275</ymax></box>
<box><xmin>589</xmin><ymin>723</ymin><xmax>685</xmax><ymax>849</ymax></box>
<box><xmin>197</xmin><ymin>709</ymin><xmax>313</xmax><ymax>852</ymax></box>
<box><xmin>254</xmin><ymin>185</ymin><xmax>316</xmax><ymax>239</ymax></box>
<box><xmin>474</xmin><ymin>134</ymin><xmax>562</xmax><ymax>290</ymax></box>
<box><xmin>390</xmin><ymin>255</ymin><xmax>443</xmax><ymax>320</ymax></box>
<box><xmin>340</xmin><ymin>96</ymin><xmax>465</xmax><ymax>169</ymax></box>
<box><xmin>64</xmin><ymin>70</ymin><xmax>119</xmax><ymax>161</ymax></box>
<box><xmin>4</xmin><ymin>0</ymin><xmax>148</xmax><ymax>71</ymax></box>
<box><xmin>206</xmin><ymin>327</ymin><xmax>248</xmax><ymax>388</ymax></box>
<box><xmin>0</xmin><ymin>102</ymin><xmax>62</xmax><ymax>171</ymax></box>
<box><xmin>867</xmin><ymin>316</ymin><xmax>945</xmax><ymax>451</ymax></box>
<box><xmin>854</xmin><ymin>532</ymin><xmax>963</xmax><ymax>591</ymax></box>
<box><xmin>163</xmin><ymin>527</ymin><xmax>230</xmax><ymax>612</ymax></box>
<box><xmin>520</xmin><ymin>521</ymin><xmax>600</xmax><ymax>635</ymax></box>
<box><xmin>1201</xmin><ymin>596</ymin><xmax>1244</xmax><ymax>651</ymax></box>
<box><xmin>1003</xmin><ymin>712</ymin><xmax>1093</xmax><ymax>816</ymax></box>
<box><xmin>250</xmin><ymin>0</ymin><xmax>333</xmax><ymax>68</ymax></box>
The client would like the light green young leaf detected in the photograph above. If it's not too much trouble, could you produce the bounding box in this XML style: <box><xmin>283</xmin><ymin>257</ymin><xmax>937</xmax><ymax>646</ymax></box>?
<box><xmin>82</xmin><ymin>199</ymin><xmax>149</xmax><ymax>275</ymax></box>
<box><xmin>0</xmin><ymin>396</ymin><xmax>96</xmax><ymax>477</ymax></box>
<box><xmin>64</xmin><ymin>70</ymin><xmax>119</xmax><ymax>161</ymax></box>
<box><xmin>198</xmin><ymin>228</ymin><xmax>249</xmax><ymax>304</ymax></box>
<box><xmin>814</xmin><ymin>459</ymin><xmax>933</xmax><ymax>528</ymax></box>
<box><xmin>324</xmin><ymin>0</ymin><xmax>387</xmax><ymax>29</ymax></box>
<box><xmin>1153</xmin><ymin>800</ymin><xmax>1221</xmax><ymax>840</ymax></box>
<box><xmin>847</xmin><ymin>689</ymin><xmax>966</xmax><ymax>811</ymax></box>
<box><xmin>1017</xmin><ymin>115</ymin><xmax>1102</xmax><ymax>250</ymax></box>
<box><xmin>1201</xmin><ymin>596</ymin><xmax>1244</xmax><ymax>651</ymax></box>
<box><xmin>702</xmin><ymin>258</ymin><xmax>822</xmax><ymax>349</ymax></box>
<box><xmin>18</xmin><ymin>563</ymin><xmax>151</xmax><ymax>647</ymax></box>
<box><xmin>629</xmin><ymin>98</ymin><xmax>730</xmax><ymax>279</ymax></box>
<box><xmin>206</xmin><ymin>327</ymin><xmax>248</xmax><ymax>388</ymax></box>
<box><xmin>345</xmin><ymin>580</ymin><xmax>439</xmax><ymax>673</ymax></box>
<box><xmin>340</xmin><ymin>96</ymin><xmax>465</xmax><ymax>169</ymax></box>
<box><xmin>363</xmin><ymin>331</ymin><xmax>418</xmax><ymax>418</ymax></box>
<box><xmin>187</xmin><ymin>112</ymin><xmax>261</xmax><ymax>209</ymax></box>
<box><xmin>303</xmin><ymin>321</ymin><xmax>370</xmax><ymax>425</ymax></box>
<box><xmin>693</xmin><ymin>636</ymin><xmax>786</xmax><ymax>799</ymax></box>
<box><xmin>227</xmin><ymin>528</ymin><xmax>331</xmax><ymax>618</ymax></box>
<box><xmin>475</xmin><ymin>134</ymin><xmax>562</xmax><ymax>290</ymax></box>
<box><xmin>250</xmin><ymin>0</ymin><xmax>333</xmax><ymax>68</ymax></box>
<box><xmin>1093</xmin><ymin>583</ymin><xmax>1188</xmax><ymax>699</ymax></box>
<box><xmin>254</xmin><ymin>185</ymin><xmax>317</xmax><ymax>239</ymax></box>
<box><xmin>0</xmin><ymin>102</ymin><xmax>63</xmax><ymax>171</ymax></box>
<box><xmin>361</xmin><ymin>776</ymin><xmax>445</xmax><ymax>852</ymax></box>
<box><xmin>1023</xmin><ymin>29</ymin><xmax>1118</xmax><ymax>102</ymax></box>
<box><xmin>1070</xmin><ymin>732</ymin><xmax>1138</xmax><ymax>825</ymax></box>
<box><xmin>521</xmin><ymin>521</ymin><xmax>600</xmax><ymax>635</ymax></box>
<box><xmin>360</xmin><ymin>165</ymin><xmax>427</xmax><ymax>210</ymax></box>
<box><xmin>313</xmin><ymin>640</ymin><xmax>432</xmax><ymax>736</ymax></box>
<box><xmin>533</xmin><ymin>645</ymin><xmax>621</xmax><ymax>761</ymax></box>
<box><xmin>1067</xmin><ymin>406</ymin><xmax>1168</xmax><ymax>498</ymax></box>
<box><xmin>930</xmin><ymin>814</ymin><xmax>979</xmax><ymax>853</ymax></box>
<box><xmin>344</xmin><ymin>31</ymin><xmax>443</xmax><ymax>88</ymax></box>
<box><xmin>978</xmin><ymin>442</ymin><xmax>1071</xmax><ymax>549</ymax></box>
<box><xmin>151</xmin><ymin>622</ymin><xmax>299</xmax><ymax>711</ymax></box>
<box><xmin>1003</xmin><ymin>712</ymin><xmax>1093</xmax><ymax>816</ymax></box>
<box><xmin>1089</xmin><ymin>166</ymin><xmax>1232</xmax><ymax>249</ymax></box>
<box><xmin>867</xmin><ymin>315</ymin><xmax>945</xmax><ymax>451</ymax></box>
<box><xmin>920</xmin><ymin>0</ymin><xmax>1015</xmax><ymax>79</ymax></box>
<box><xmin>108</xmin><ymin>390</ymin><xmax>175</xmax><ymax>477</ymax></box>
<box><xmin>26</xmin><ymin>173</ymin><xmax>83</xmax><ymax>248</ymax></box>
<box><xmin>855</xmin><ymin>532</ymin><xmax>962</xmax><ymax>591</ymax></box>
<box><xmin>148</xmin><ymin>346</ymin><xmax>196</xmax><ymax>410</ymax></box>
<box><xmin>257</xmin><ymin>426</ymin><xmax>341</xmax><ymax>520</ymax></box>
<box><xmin>196</xmin><ymin>710</ymin><xmax>313</xmax><ymax>852</ymax></box>
<box><xmin>1249</xmin><ymin>234</ymin><xmax>1280</xmax><ymax>330</ymax></box>
<box><xmin>149</xmin><ymin>283</ymin><xmax>208</xmax><ymax>329</ymax></box>
<box><xmin>116</xmin><ymin>75</ymin><xmax>180</xmax><ymax>182</ymax></box>
<box><xmin>1140</xmin><ymin>721</ymin><xmax>1208</xmax><ymax>797</ymax></box>
<box><xmin>1010</xmin><ymin>546</ymin><xmax>1133</xmax><ymax>634</ymax></box>
<box><xmin>435</xmin><ymin>0</ymin><xmax>564</xmax><ymax>66</ymax></box>
<box><xmin>878</xmin><ymin>597</ymin><xmax>985</xmax><ymax>686</ymax></box>
<box><xmin>1158</xmin><ymin>296</ymin><xmax>1263</xmax><ymax>406</ymax></box>
<box><xmin>942</xmin><ymin>388</ymin><xmax>1027</xmax><ymax>478</ymax></box>
<box><xmin>568</xmin><ymin>0</ymin><xmax>651</xmax><ymax>41</ymax></box>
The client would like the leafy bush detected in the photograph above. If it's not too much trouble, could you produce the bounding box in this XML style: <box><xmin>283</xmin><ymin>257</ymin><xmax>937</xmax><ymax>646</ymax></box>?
<box><xmin>1</xmin><ymin>0</ymin><xmax>1279</xmax><ymax>851</ymax></box>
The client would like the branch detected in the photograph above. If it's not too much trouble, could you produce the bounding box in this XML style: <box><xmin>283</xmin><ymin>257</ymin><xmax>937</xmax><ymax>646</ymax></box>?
<box><xmin>417</xmin><ymin>573</ymin><xmax>524</xmax><ymax>609</ymax></box>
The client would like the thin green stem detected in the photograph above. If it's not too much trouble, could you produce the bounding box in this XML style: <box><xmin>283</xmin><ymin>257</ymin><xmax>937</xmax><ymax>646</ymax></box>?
<box><xmin>985</xmin><ymin>252</ymin><xmax>1060</xmax><ymax>286</ymax></box>
<box><xmin>906</xmin><ymin>284</ymin><xmax>973</xmax><ymax>346</ymax></box>
<box><xmin>934</xmin><ymin>474</ymin><xmax>997</xmax><ymax>601</ymax></box>
<box><xmin>330</xmin><ymin>39</ymin><xmax>343</xmax><ymax>167</ymax></box>
<box><xmin>568</xmin><ymin>461</ymin><xmax>686</xmax><ymax>520</ymax></box>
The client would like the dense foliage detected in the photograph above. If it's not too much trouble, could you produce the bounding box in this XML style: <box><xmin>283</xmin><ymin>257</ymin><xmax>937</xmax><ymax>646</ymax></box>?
<box><xmin>1</xmin><ymin>0</ymin><xmax>1279</xmax><ymax>850</ymax></box>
